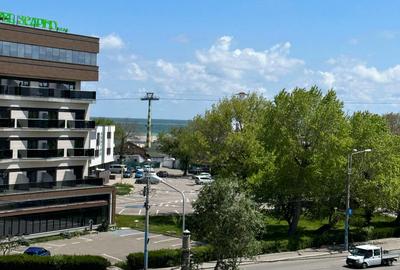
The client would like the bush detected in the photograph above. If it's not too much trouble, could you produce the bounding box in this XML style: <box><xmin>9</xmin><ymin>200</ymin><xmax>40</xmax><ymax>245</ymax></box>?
<box><xmin>0</xmin><ymin>254</ymin><xmax>110</xmax><ymax>270</ymax></box>
<box><xmin>126</xmin><ymin>246</ymin><xmax>215</xmax><ymax>270</ymax></box>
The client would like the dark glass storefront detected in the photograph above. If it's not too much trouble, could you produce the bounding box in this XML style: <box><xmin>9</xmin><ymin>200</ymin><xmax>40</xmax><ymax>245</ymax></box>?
<box><xmin>0</xmin><ymin>205</ymin><xmax>108</xmax><ymax>237</ymax></box>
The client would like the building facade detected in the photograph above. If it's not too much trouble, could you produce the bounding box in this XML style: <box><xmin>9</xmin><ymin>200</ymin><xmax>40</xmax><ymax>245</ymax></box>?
<box><xmin>0</xmin><ymin>22</ymin><xmax>115</xmax><ymax>237</ymax></box>
<box><xmin>89</xmin><ymin>125</ymin><xmax>115</xmax><ymax>170</ymax></box>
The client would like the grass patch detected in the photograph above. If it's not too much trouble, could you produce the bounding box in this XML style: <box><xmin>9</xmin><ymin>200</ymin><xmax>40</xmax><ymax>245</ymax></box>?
<box><xmin>114</xmin><ymin>183</ymin><xmax>134</xmax><ymax>196</ymax></box>
<box><xmin>116</xmin><ymin>215</ymin><xmax>182</xmax><ymax>237</ymax></box>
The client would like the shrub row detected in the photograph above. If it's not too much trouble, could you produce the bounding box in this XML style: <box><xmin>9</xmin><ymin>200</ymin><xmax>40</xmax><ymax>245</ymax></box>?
<box><xmin>0</xmin><ymin>255</ymin><xmax>110</xmax><ymax>270</ymax></box>
<box><xmin>126</xmin><ymin>246</ymin><xmax>215</xmax><ymax>270</ymax></box>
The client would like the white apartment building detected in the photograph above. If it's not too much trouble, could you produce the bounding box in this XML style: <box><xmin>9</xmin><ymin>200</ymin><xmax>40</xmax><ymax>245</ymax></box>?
<box><xmin>90</xmin><ymin>125</ymin><xmax>115</xmax><ymax>169</ymax></box>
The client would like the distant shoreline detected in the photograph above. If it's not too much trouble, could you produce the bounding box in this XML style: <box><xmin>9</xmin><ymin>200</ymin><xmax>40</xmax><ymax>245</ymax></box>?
<box><xmin>91</xmin><ymin>117</ymin><xmax>189</xmax><ymax>136</ymax></box>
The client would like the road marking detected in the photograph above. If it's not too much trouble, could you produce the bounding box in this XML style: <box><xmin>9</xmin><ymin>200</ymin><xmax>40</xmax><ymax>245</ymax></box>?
<box><xmin>165</xmin><ymin>204</ymin><xmax>169</xmax><ymax>207</ymax></box>
<box><xmin>154</xmin><ymin>238</ymin><xmax>178</xmax><ymax>244</ymax></box>
<box><xmin>174</xmin><ymin>200</ymin><xmax>178</xmax><ymax>203</ymax></box>
<box><xmin>138</xmin><ymin>209</ymin><xmax>142</xmax><ymax>215</ymax></box>
<box><xmin>71</xmin><ymin>242</ymin><xmax>81</xmax><ymax>245</ymax></box>
<box><xmin>120</xmin><ymin>232</ymin><xmax>143</xmax><ymax>237</ymax></box>
<box><xmin>159</xmin><ymin>203</ymin><xmax>164</xmax><ymax>207</ymax></box>
<box><xmin>156</xmin><ymin>210</ymin><xmax>159</xmax><ymax>215</ymax></box>
<box><xmin>102</xmin><ymin>253</ymin><xmax>123</xmax><ymax>262</ymax></box>
<box><xmin>46</xmin><ymin>243</ymin><xmax>66</xmax><ymax>247</ymax></box>
<box><xmin>172</xmin><ymin>243</ymin><xmax>182</xmax><ymax>247</ymax></box>
<box><xmin>137</xmin><ymin>234</ymin><xmax>162</xmax><ymax>240</ymax></box>
<box><xmin>79</xmin><ymin>237</ymin><xmax>93</xmax><ymax>242</ymax></box>
<box><xmin>180</xmin><ymin>200</ymin><xmax>183</xmax><ymax>203</ymax></box>
<box><xmin>187</xmin><ymin>199</ymin><xmax>190</xmax><ymax>202</ymax></box>
<box><xmin>118</xmin><ymin>208</ymin><xmax>126</xmax><ymax>214</ymax></box>
<box><xmin>174</xmin><ymin>210</ymin><xmax>179</xmax><ymax>214</ymax></box>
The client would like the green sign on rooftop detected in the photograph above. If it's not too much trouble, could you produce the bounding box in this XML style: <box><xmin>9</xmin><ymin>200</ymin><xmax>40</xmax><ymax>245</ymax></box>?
<box><xmin>0</xmin><ymin>10</ymin><xmax>68</xmax><ymax>33</ymax></box>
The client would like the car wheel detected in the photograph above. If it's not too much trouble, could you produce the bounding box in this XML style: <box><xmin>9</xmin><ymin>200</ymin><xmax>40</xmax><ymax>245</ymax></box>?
<box><xmin>361</xmin><ymin>262</ymin><xmax>367</xmax><ymax>269</ymax></box>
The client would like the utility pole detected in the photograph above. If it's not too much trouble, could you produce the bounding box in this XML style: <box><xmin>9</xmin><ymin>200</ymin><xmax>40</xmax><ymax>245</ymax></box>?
<box><xmin>141</xmin><ymin>92</ymin><xmax>159</xmax><ymax>148</ymax></box>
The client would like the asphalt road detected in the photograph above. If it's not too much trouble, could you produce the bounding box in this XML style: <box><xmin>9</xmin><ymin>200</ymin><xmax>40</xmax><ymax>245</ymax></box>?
<box><xmin>116</xmin><ymin>177</ymin><xmax>201</xmax><ymax>216</ymax></box>
<box><xmin>241</xmin><ymin>254</ymin><xmax>400</xmax><ymax>270</ymax></box>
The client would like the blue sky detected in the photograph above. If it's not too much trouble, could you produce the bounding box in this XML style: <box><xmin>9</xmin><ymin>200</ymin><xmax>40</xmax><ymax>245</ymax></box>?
<box><xmin>3</xmin><ymin>1</ymin><xmax>400</xmax><ymax>119</ymax></box>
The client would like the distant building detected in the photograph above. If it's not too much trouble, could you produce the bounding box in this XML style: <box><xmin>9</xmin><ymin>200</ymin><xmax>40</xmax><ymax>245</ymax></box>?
<box><xmin>90</xmin><ymin>125</ymin><xmax>115</xmax><ymax>170</ymax></box>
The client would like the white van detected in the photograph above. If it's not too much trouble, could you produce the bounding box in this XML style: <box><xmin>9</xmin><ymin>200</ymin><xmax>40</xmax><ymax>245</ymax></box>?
<box><xmin>109</xmin><ymin>164</ymin><xmax>127</xmax><ymax>174</ymax></box>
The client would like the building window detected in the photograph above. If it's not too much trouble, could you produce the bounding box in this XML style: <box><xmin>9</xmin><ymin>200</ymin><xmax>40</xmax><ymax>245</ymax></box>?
<box><xmin>106</xmin><ymin>148</ymin><xmax>111</xmax><ymax>155</ymax></box>
<box><xmin>39</xmin><ymin>81</ymin><xmax>49</xmax><ymax>88</ymax></box>
<box><xmin>96</xmin><ymin>133</ymin><xmax>100</xmax><ymax>146</ymax></box>
<box><xmin>107</xmin><ymin>132</ymin><xmax>111</xmax><ymax>139</ymax></box>
<box><xmin>0</xmin><ymin>40</ymin><xmax>97</xmax><ymax>66</ymax></box>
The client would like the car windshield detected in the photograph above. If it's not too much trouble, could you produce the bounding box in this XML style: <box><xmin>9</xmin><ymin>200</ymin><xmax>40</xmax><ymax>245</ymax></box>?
<box><xmin>351</xmin><ymin>248</ymin><xmax>369</xmax><ymax>257</ymax></box>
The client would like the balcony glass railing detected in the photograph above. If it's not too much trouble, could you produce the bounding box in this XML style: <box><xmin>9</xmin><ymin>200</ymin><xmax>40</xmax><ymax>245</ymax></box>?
<box><xmin>67</xmin><ymin>120</ymin><xmax>95</xmax><ymax>129</ymax></box>
<box><xmin>0</xmin><ymin>118</ymin><xmax>14</xmax><ymax>127</ymax></box>
<box><xmin>18</xmin><ymin>149</ymin><xmax>64</xmax><ymax>158</ymax></box>
<box><xmin>0</xmin><ymin>178</ymin><xmax>104</xmax><ymax>194</ymax></box>
<box><xmin>0</xmin><ymin>150</ymin><xmax>12</xmax><ymax>159</ymax></box>
<box><xmin>0</xmin><ymin>85</ymin><xmax>96</xmax><ymax>100</ymax></box>
<box><xmin>17</xmin><ymin>119</ymin><xmax>65</xmax><ymax>128</ymax></box>
<box><xmin>67</xmin><ymin>148</ymin><xmax>95</xmax><ymax>157</ymax></box>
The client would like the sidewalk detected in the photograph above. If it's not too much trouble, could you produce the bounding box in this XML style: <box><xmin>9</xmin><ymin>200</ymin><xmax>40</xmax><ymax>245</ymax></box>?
<box><xmin>153</xmin><ymin>237</ymin><xmax>400</xmax><ymax>270</ymax></box>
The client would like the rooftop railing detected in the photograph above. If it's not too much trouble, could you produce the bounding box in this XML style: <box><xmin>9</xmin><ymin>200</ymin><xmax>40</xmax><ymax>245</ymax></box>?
<box><xmin>0</xmin><ymin>85</ymin><xmax>96</xmax><ymax>100</ymax></box>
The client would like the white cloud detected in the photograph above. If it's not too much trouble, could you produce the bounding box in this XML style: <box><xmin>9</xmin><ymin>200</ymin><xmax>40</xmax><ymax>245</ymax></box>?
<box><xmin>100</xmin><ymin>33</ymin><xmax>124</xmax><ymax>50</ymax></box>
<box><xmin>127</xmin><ymin>62</ymin><xmax>148</xmax><ymax>81</ymax></box>
<box><xmin>310</xmin><ymin>57</ymin><xmax>400</xmax><ymax>104</ymax></box>
<box><xmin>196</xmin><ymin>36</ymin><xmax>304</xmax><ymax>81</ymax></box>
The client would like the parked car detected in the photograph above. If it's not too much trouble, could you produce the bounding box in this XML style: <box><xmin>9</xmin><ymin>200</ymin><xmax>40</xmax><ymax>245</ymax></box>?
<box><xmin>135</xmin><ymin>173</ymin><xmax>162</xmax><ymax>184</ymax></box>
<box><xmin>195</xmin><ymin>175</ymin><xmax>214</xmax><ymax>185</ymax></box>
<box><xmin>156</xmin><ymin>171</ymin><xmax>169</xmax><ymax>177</ymax></box>
<box><xmin>346</xmin><ymin>244</ymin><xmax>399</xmax><ymax>268</ymax></box>
<box><xmin>135</xmin><ymin>170</ymin><xmax>144</xmax><ymax>178</ymax></box>
<box><xmin>123</xmin><ymin>169</ymin><xmax>132</xmax><ymax>178</ymax></box>
<box><xmin>192</xmin><ymin>172</ymin><xmax>211</xmax><ymax>179</ymax></box>
<box><xmin>109</xmin><ymin>164</ymin><xmax>127</xmax><ymax>174</ymax></box>
<box><xmin>24</xmin><ymin>247</ymin><xmax>51</xmax><ymax>256</ymax></box>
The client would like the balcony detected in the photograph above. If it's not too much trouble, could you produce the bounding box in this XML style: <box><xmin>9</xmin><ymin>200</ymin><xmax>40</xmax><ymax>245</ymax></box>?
<box><xmin>67</xmin><ymin>120</ymin><xmax>95</xmax><ymax>129</ymax></box>
<box><xmin>18</xmin><ymin>149</ymin><xmax>64</xmax><ymax>158</ymax></box>
<box><xmin>67</xmin><ymin>148</ymin><xmax>95</xmax><ymax>157</ymax></box>
<box><xmin>17</xmin><ymin>119</ymin><xmax>65</xmax><ymax>129</ymax></box>
<box><xmin>0</xmin><ymin>85</ymin><xmax>96</xmax><ymax>100</ymax></box>
<box><xmin>0</xmin><ymin>118</ymin><xmax>15</xmax><ymax>127</ymax></box>
<box><xmin>0</xmin><ymin>178</ymin><xmax>104</xmax><ymax>194</ymax></box>
<box><xmin>0</xmin><ymin>150</ymin><xmax>12</xmax><ymax>159</ymax></box>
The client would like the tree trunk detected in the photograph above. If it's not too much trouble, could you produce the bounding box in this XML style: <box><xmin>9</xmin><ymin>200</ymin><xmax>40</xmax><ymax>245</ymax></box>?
<box><xmin>287</xmin><ymin>201</ymin><xmax>302</xmax><ymax>236</ymax></box>
<box><xmin>364</xmin><ymin>208</ymin><xmax>374</xmax><ymax>226</ymax></box>
<box><xmin>394</xmin><ymin>211</ymin><xmax>400</xmax><ymax>225</ymax></box>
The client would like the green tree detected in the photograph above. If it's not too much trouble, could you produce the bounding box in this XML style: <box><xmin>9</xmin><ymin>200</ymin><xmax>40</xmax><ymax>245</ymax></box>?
<box><xmin>157</xmin><ymin>127</ymin><xmax>200</xmax><ymax>175</ymax></box>
<box><xmin>186</xmin><ymin>93</ymin><xmax>270</xmax><ymax>179</ymax></box>
<box><xmin>254</xmin><ymin>87</ymin><xmax>351</xmax><ymax>235</ymax></box>
<box><xmin>192</xmin><ymin>178</ymin><xmax>262</xmax><ymax>270</ymax></box>
<box><xmin>349</xmin><ymin>112</ymin><xmax>400</xmax><ymax>224</ymax></box>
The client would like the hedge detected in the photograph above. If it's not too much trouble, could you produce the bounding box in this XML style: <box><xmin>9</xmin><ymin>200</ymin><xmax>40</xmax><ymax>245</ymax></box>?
<box><xmin>0</xmin><ymin>254</ymin><xmax>110</xmax><ymax>270</ymax></box>
<box><xmin>126</xmin><ymin>246</ymin><xmax>215</xmax><ymax>270</ymax></box>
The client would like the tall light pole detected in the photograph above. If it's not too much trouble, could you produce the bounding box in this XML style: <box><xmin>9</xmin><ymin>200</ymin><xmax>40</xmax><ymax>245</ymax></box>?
<box><xmin>344</xmin><ymin>148</ymin><xmax>372</xmax><ymax>251</ymax></box>
<box><xmin>143</xmin><ymin>159</ymin><xmax>152</xmax><ymax>270</ymax></box>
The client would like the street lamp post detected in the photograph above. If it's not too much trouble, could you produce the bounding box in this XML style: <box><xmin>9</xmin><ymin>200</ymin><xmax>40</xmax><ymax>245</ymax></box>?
<box><xmin>143</xmin><ymin>159</ymin><xmax>152</xmax><ymax>270</ymax></box>
<box><xmin>344</xmin><ymin>148</ymin><xmax>372</xmax><ymax>251</ymax></box>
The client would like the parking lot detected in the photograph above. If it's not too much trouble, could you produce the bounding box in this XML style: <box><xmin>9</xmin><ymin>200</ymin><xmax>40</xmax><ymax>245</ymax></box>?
<box><xmin>116</xmin><ymin>176</ymin><xmax>202</xmax><ymax>216</ymax></box>
<box><xmin>13</xmin><ymin>229</ymin><xmax>188</xmax><ymax>263</ymax></box>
